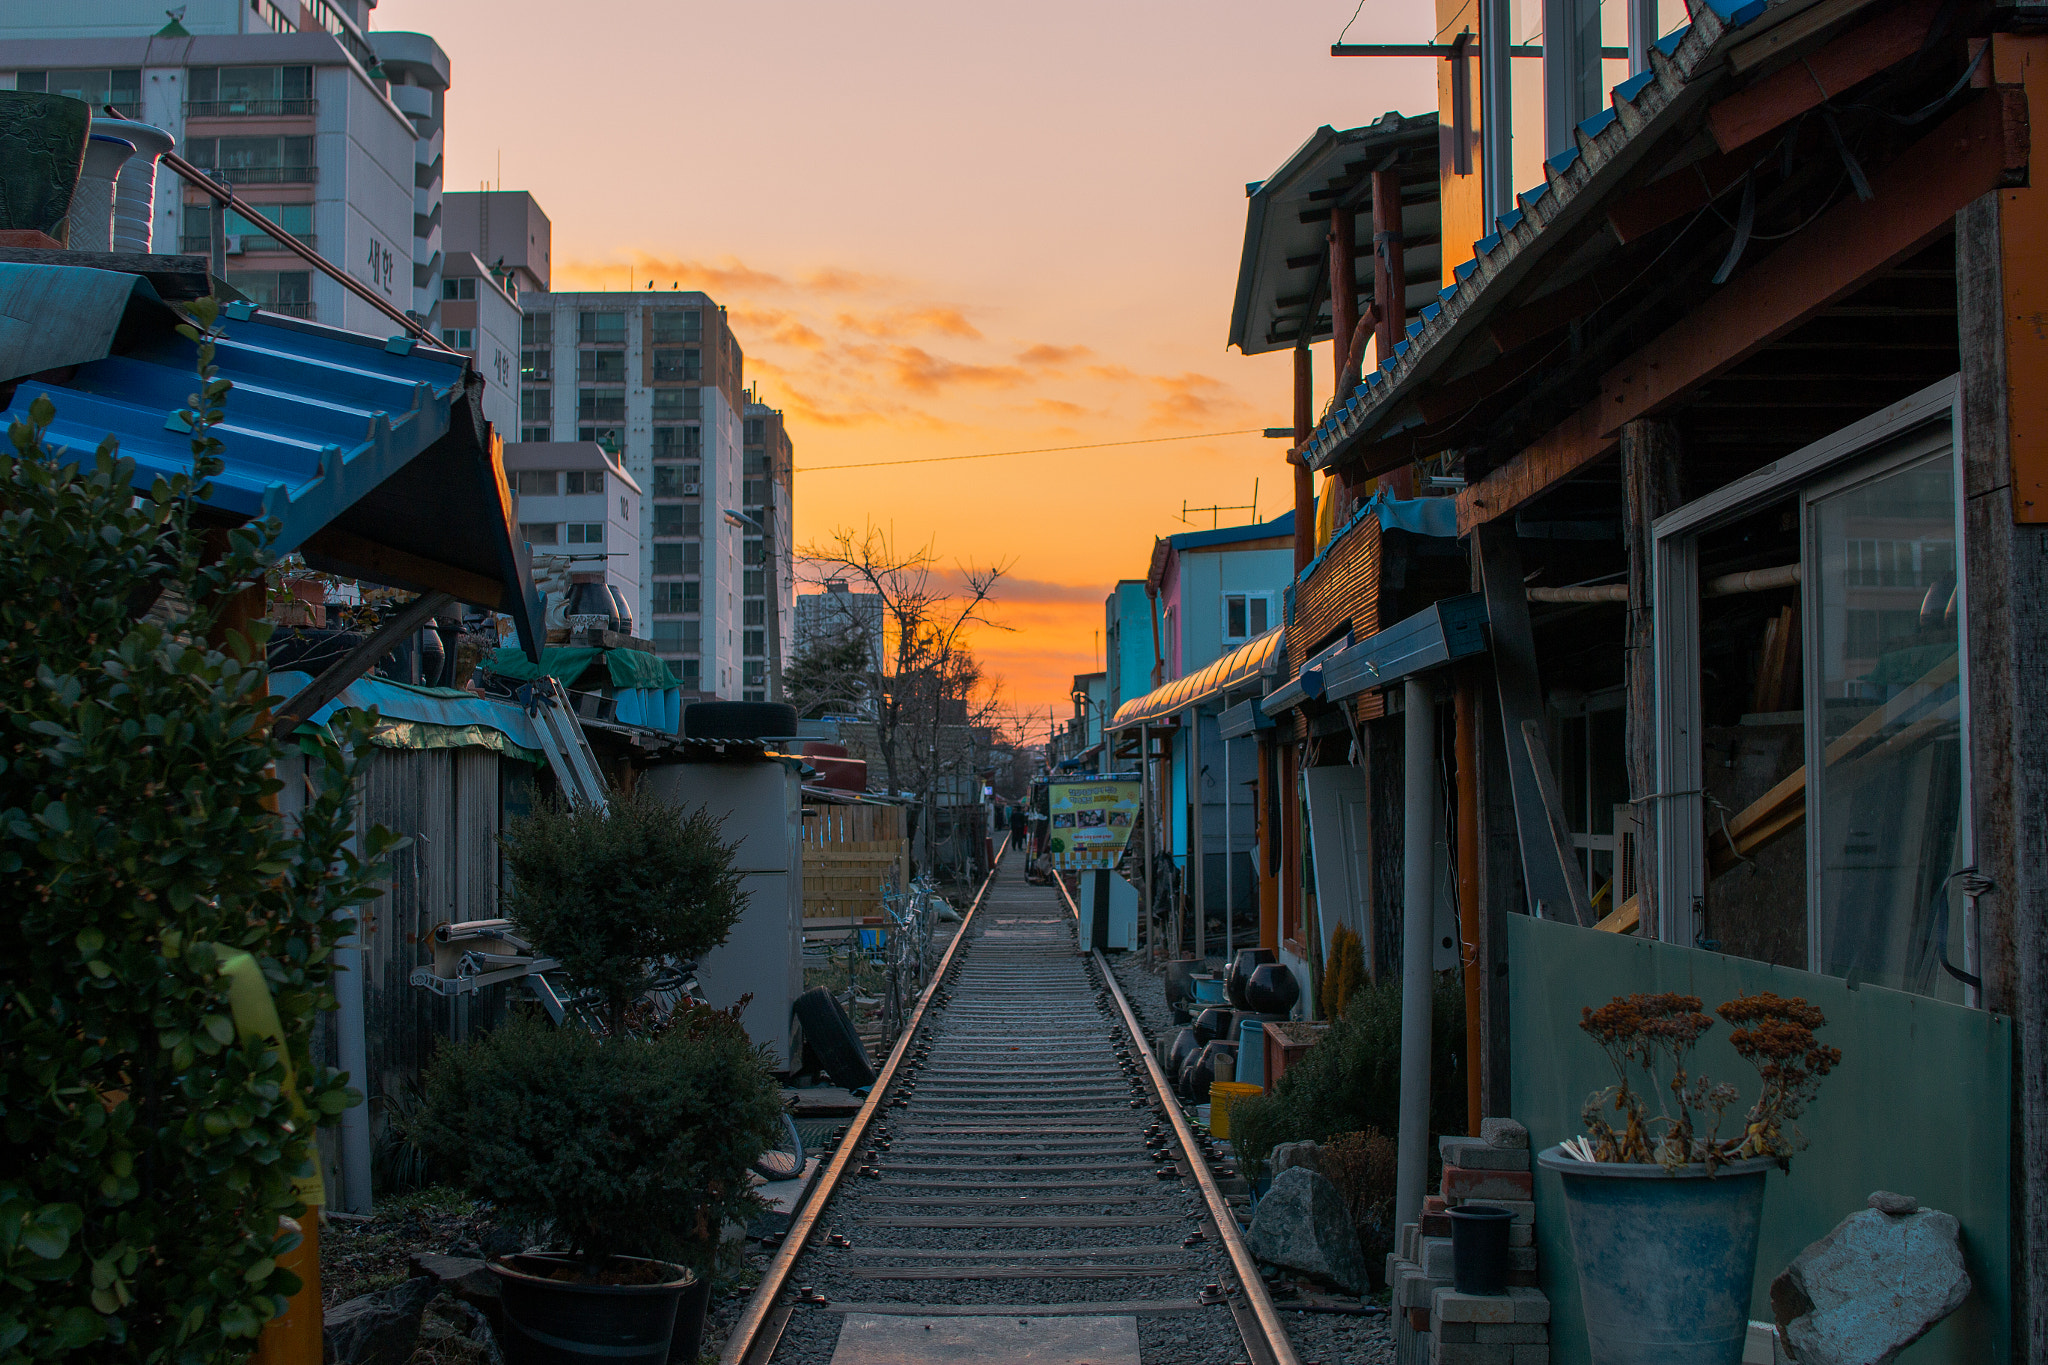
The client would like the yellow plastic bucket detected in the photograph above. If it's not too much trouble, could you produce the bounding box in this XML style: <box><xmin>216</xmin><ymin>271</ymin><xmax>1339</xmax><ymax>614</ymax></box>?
<box><xmin>1209</xmin><ymin>1081</ymin><xmax>1261</xmax><ymax>1138</ymax></box>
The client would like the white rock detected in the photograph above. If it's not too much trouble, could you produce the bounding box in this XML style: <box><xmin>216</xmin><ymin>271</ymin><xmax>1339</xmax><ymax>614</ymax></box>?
<box><xmin>1770</xmin><ymin>1204</ymin><xmax>1971</xmax><ymax>1365</ymax></box>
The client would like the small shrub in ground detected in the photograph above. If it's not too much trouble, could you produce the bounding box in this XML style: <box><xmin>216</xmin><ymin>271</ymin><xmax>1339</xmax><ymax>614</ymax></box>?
<box><xmin>501</xmin><ymin>786</ymin><xmax>748</xmax><ymax>1035</ymax></box>
<box><xmin>0</xmin><ymin>310</ymin><xmax>390</xmax><ymax>1360</ymax></box>
<box><xmin>1321</xmin><ymin>1128</ymin><xmax>1400</xmax><ymax>1274</ymax></box>
<box><xmin>407</xmin><ymin>1009</ymin><xmax>784</xmax><ymax>1277</ymax></box>
<box><xmin>1231</xmin><ymin>972</ymin><xmax>1466</xmax><ymax>1184</ymax></box>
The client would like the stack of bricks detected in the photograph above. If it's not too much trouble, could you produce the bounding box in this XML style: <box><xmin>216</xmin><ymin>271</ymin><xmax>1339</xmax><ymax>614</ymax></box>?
<box><xmin>1383</xmin><ymin>1117</ymin><xmax>1548</xmax><ymax>1365</ymax></box>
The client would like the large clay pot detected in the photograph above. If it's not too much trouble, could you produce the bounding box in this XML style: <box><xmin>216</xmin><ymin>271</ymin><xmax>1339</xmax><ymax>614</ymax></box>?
<box><xmin>489</xmin><ymin>1252</ymin><xmax>695</xmax><ymax>1365</ymax></box>
<box><xmin>1193</xmin><ymin>1006</ymin><xmax>1232</xmax><ymax>1045</ymax></box>
<box><xmin>1165</xmin><ymin>1027</ymin><xmax>1200</xmax><ymax>1083</ymax></box>
<box><xmin>0</xmin><ymin>92</ymin><xmax>92</xmax><ymax>243</ymax></box>
<box><xmin>1226</xmin><ymin>948</ymin><xmax>1277</xmax><ymax>1009</ymax></box>
<box><xmin>1245</xmin><ymin>963</ymin><xmax>1300</xmax><ymax>1016</ymax></box>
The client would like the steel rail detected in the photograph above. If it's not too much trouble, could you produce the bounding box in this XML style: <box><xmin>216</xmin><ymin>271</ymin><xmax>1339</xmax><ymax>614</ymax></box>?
<box><xmin>722</xmin><ymin>838</ymin><xmax>1009</xmax><ymax>1365</ymax></box>
<box><xmin>1057</xmin><ymin>876</ymin><xmax>1301</xmax><ymax>1365</ymax></box>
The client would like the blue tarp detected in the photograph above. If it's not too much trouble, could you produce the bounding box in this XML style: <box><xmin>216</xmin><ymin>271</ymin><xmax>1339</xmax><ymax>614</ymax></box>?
<box><xmin>268</xmin><ymin>669</ymin><xmax>544</xmax><ymax>753</ymax></box>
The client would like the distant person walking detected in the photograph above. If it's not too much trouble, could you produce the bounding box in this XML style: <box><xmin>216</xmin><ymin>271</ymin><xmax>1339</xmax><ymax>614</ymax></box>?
<box><xmin>1010</xmin><ymin>806</ymin><xmax>1028</xmax><ymax>850</ymax></box>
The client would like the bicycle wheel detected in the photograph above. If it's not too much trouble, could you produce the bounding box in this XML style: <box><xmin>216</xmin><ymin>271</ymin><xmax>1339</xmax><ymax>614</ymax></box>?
<box><xmin>751</xmin><ymin>1111</ymin><xmax>805</xmax><ymax>1181</ymax></box>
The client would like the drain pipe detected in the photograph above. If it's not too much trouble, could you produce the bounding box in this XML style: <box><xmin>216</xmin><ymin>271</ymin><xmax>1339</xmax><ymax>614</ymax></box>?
<box><xmin>1395</xmin><ymin>677</ymin><xmax>1437</xmax><ymax>1234</ymax></box>
<box><xmin>333</xmin><ymin>929</ymin><xmax>373</xmax><ymax>1214</ymax></box>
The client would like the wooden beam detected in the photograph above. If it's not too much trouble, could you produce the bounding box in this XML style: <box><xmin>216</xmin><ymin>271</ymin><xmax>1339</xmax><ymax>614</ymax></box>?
<box><xmin>1458</xmin><ymin>92</ymin><xmax>2018</xmax><ymax>533</ymax></box>
<box><xmin>1607</xmin><ymin>149</ymin><xmax>1753</xmax><ymax>245</ymax></box>
<box><xmin>1725</xmin><ymin>0</ymin><xmax>1884</xmax><ymax>76</ymax></box>
<box><xmin>1709</xmin><ymin>0</ymin><xmax>1942</xmax><ymax>153</ymax></box>
<box><xmin>1594</xmin><ymin>894</ymin><xmax>1640</xmax><ymax>933</ymax></box>
<box><xmin>1622</xmin><ymin>418</ymin><xmax>1679</xmax><ymax>940</ymax></box>
<box><xmin>301</xmin><ymin>525</ymin><xmax>509</xmax><ymax>609</ymax></box>
<box><xmin>1483</xmin><ymin>272</ymin><xmax>1608</xmax><ymax>351</ymax></box>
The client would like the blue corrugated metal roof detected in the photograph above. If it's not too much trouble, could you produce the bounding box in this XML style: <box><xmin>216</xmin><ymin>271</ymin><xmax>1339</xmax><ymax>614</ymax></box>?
<box><xmin>1</xmin><ymin>262</ymin><xmax>541</xmax><ymax>654</ymax></box>
<box><xmin>1169</xmin><ymin>508</ymin><xmax>1295</xmax><ymax>550</ymax></box>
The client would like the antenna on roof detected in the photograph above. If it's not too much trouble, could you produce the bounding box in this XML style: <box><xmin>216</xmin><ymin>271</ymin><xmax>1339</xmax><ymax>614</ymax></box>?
<box><xmin>1178</xmin><ymin>480</ymin><xmax>1261</xmax><ymax>530</ymax></box>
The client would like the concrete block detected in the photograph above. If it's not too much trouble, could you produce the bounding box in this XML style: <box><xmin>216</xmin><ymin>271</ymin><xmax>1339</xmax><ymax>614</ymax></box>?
<box><xmin>1511</xmin><ymin>1346</ymin><xmax>1550</xmax><ymax>1365</ymax></box>
<box><xmin>1506</xmin><ymin>1270</ymin><xmax>1540</xmax><ymax>1288</ymax></box>
<box><xmin>1481</xmin><ymin>1117</ymin><xmax>1529</xmax><ymax>1149</ymax></box>
<box><xmin>1510</xmin><ymin>1286</ymin><xmax>1551</xmax><ymax>1324</ymax></box>
<box><xmin>1432</xmin><ymin>1288</ymin><xmax>1516</xmax><ymax>1324</ymax></box>
<box><xmin>1422</xmin><ymin>1211</ymin><xmax>1454</xmax><ymax>1238</ymax></box>
<box><xmin>1440</xmin><ymin>1136</ymin><xmax>1533</xmax><ymax>1171</ymax></box>
<box><xmin>1436</xmin><ymin>1320</ymin><xmax>1475</xmax><ymax>1343</ymax></box>
<box><xmin>1431</xmin><ymin>1345</ymin><xmax>1512</xmax><ymax>1365</ymax></box>
<box><xmin>1443</xmin><ymin>1168</ymin><xmax>1535</xmax><ymax>1202</ymax></box>
<box><xmin>1402</xmin><ymin>1221</ymin><xmax>1420</xmax><ymax>1262</ymax></box>
<box><xmin>1473</xmin><ymin>1323</ymin><xmax>1549</xmax><ymax>1344</ymax></box>
<box><xmin>1420</xmin><ymin>1235</ymin><xmax>1453</xmax><ymax>1280</ymax></box>
<box><xmin>1508</xmin><ymin>1222</ymin><xmax>1533</xmax><ymax>1247</ymax></box>
<box><xmin>1508</xmin><ymin>1247</ymin><xmax>1538</xmax><ymax>1272</ymax></box>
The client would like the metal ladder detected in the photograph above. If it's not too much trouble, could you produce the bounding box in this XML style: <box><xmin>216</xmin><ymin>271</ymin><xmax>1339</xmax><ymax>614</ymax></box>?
<box><xmin>522</xmin><ymin>676</ymin><xmax>610</xmax><ymax>810</ymax></box>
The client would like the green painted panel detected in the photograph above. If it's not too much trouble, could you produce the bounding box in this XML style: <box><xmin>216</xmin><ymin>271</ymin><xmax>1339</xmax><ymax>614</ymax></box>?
<box><xmin>1508</xmin><ymin>915</ymin><xmax>2010</xmax><ymax>1365</ymax></box>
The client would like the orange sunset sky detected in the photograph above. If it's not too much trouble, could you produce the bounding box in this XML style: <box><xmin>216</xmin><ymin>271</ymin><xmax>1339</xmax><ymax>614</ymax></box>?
<box><xmin>375</xmin><ymin>0</ymin><xmax>1448</xmax><ymax>734</ymax></box>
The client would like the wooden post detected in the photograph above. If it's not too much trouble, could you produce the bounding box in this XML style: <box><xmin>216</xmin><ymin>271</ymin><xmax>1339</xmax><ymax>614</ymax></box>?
<box><xmin>1293</xmin><ymin>345</ymin><xmax>1315</xmax><ymax>573</ymax></box>
<box><xmin>1331</xmin><ymin>206</ymin><xmax>1360</xmax><ymax>383</ymax></box>
<box><xmin>1258</xmin><ymin>733</ymin><xmax>1280</xmax><ymax>949</ymax></box>
<box><xmin>1372</xmin><ymin>169</ymin><xmax>1412</xmax><ymax>497</ymax></box>
<box><xmin>1622</xmin><ymin>418</ymin><xmax>1679</xmax><ymax>939</ymax></box>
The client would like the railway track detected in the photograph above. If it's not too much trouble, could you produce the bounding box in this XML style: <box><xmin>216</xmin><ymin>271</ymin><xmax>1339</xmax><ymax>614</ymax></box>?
<box><xmin>723</xmin><ymin>850</ymin><xmax>1299</xmax><ymax>1365</ymax></box>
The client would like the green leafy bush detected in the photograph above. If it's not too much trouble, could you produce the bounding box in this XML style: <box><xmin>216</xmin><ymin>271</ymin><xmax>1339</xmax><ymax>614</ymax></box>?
<box><xmin>0</xmin><ymin>309</ymin><xmax>391</xmax><ymax>1360</ymax></box>
<box><xmin>501</xmin><ymin>787</ymin><xmax>748</xmax><ymax>1034</ymax></box>
<box><xmin>408</xmin><ymin>1010</ymin><xmax>784</xmax><ymax>1275</ymax></box>
<box><xmin>1231</xmin><ymin>972</ymin><xmax>1467</xmax><ymax>1183</ymax></box>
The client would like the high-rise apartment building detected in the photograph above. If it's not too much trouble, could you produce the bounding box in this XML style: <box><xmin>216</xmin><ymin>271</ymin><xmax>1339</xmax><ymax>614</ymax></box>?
<box><xmin>2</xmin><ymin>1</ymin><xmax>450</xmax><ymax>334</ymax></box>
<box><xmin>742</xmin><ymin>397</ymin><xmax>794</xmax><ymax>703</ymax></box>
<box><xmin>441</xmin><ymin>191</ymin><xmax>552</xmax><ymax>436</ymax></box>
<box><xmin>796</xmin><ymin>580</ymin><xmax>885</xmax><ymax>676</ymax></box>
<box><xmin>517</xmin><ymin>290</ymin><xmax>790</xmax><ymax>701</ymax></box>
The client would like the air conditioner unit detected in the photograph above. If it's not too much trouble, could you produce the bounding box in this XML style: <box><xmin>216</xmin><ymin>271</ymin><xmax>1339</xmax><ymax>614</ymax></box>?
<box><xmin>223</xmin><ymin>235</ymin><xmax>244</xmax><ymax>256</ymax></box>
<box><xmin>682</xmin><ymin>483</ymin><xmax>700</xmax><ymax>495</ymax></box>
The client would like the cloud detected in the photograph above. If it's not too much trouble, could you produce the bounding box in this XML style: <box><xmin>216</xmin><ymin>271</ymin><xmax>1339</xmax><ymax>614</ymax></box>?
<box><xmin>1145</xmin><ymin>371</ymin><xmax>1247</xmax><ymax>428</ymax></box>
<box><xmin>729</xmin><ymin>307</ymin><xmax>826</xmax><ymax>351</ymax></box>
<box><xmin>802</xmin><ymin>266</ymin><xmax>892</xmax><ymax>295</ymax></box>
<box><xmin>589</xmin><ymin>255</ymin><xmax>789</xmax><ymax>293</ymax></box>
<box><xmin>876</xmin><ymin>344</ymin><xmax>1028</xmax><ymax>395</ymax></box>
<box><xmin>836</xmin><ymin>306</ymin><xmax>982</xmax><ymax>341</ymax></box>
<box><xmin>1030</xmin><ymin>398</ymin><xmax>1091</xmax><ymax>418</ymax></box>
<box><xmin>1016</xmin><ymin>343</ymin><xmax>1092</xmax><ymax>366</ymax></box>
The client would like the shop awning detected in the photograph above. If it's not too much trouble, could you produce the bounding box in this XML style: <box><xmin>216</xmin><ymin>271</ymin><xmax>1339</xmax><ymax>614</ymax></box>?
<box><xmin>1</xmin><ymin>260</ymin><xmax>542</xmax><ymax>656</ymax></box>
<box><xmin>1109</xmin><ymin>626</ymin><xmax>1284</xmax><ymax>730</ymax></box>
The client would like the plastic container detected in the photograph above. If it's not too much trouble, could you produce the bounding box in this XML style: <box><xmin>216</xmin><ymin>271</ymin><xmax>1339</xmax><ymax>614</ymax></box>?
<box><xmin>1448</xmin><ymin>1203</ymin><xmax>1514</xmax><ymax>1295</ymax></box>
<box><xmin>1209</xmin><ymin>1080</ymin><xmax>1261</xmax><ymax>1138</ymax></box>
<box><xmin>1192</xmin><ymin>975</ymin><xmax>1228</xmax><ymax>1005</ymax></box>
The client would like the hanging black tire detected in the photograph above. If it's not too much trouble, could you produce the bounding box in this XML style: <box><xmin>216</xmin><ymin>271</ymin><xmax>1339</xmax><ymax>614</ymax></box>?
<box><xmin>683</xmin><ymin>701</ymin><xmax>798</xmax><ymax>741</ymax></box>
<box><xmin>791</xmin><ymin>988</ymin><xmax>875</xmax><ymax>1090</ymax></box>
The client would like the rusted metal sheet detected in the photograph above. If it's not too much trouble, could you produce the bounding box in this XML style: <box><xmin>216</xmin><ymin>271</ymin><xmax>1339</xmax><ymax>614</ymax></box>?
<box><xmin>2000</xmin><ymin>35</ymin><xmax>2048</xmax><ymax>521</ymax></box>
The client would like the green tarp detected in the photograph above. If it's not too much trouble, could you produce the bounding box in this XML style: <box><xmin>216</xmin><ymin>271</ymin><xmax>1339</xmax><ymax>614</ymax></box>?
<box><xmin>482</xmin><ymin>646</ymin><xmax>679</xmax><ymax>691</ymax></box>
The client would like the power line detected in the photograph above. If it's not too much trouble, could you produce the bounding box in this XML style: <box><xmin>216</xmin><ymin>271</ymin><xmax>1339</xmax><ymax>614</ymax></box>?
<box><xmin>793</xmin><ymin>428</ymin><xmax>1266</xmax><ymax>474</ymax></box>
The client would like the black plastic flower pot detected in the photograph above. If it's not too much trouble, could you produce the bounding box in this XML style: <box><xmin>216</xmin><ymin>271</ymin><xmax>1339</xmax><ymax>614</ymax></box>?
<box><xmin>667</xmin><ymin>1274</ymin><xmax>713</xmax><ymax>1364</ymax></box>
<box><xmin>1448</xmin><ymin>1203</ymin><xmax>1514</xmax><ymax>1296</ymax></box>
<box><xmin>489</xmin><ymin>1252</ymin><xmax>695</xmax><ymax>1365</ymax></box>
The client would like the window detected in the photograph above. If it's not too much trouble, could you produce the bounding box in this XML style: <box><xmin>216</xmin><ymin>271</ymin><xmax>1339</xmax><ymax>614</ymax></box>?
<box><xmin>743</xmin><ymin>479</ymin><xmax>767</xmax><ymax>507</ymax></box>
<box><xmin>187</xmin><ymin>136</ymin><xmax>314</xmax><ymax>183</ymax></box>
<box><xmin>744</xmin><ymin>600</ymin><xmax>766</xmax><ymax>625</ymax></box>
<box><xmin>442</xmin><ymin>277</ymin><xmax>477</xmax><ymax>301</ymax></box>
<box><xmin>1223</xmin><ymin>593</ymin><xmax>1273</xmax><ymax>642</ymax></box>
<box><xmin>744</xmin><ymin>630</ymin><xmax>766</xmax><ymax>658</ymax></box>
<box><xmin>578</xmin><ymin>311</ymin><xmax>626</xmax><ymax>344</ymax></box>
<box><xmin>224</xmin><ymin>269</ymin><xmax>310</xmax><ymax>315</ymax></box>
<box><xmin>683</xmin><ymin>463</ymin><xmax>702</xmax><ymax>484</ymax></box>
<box><xmin>578</xmin><ymin>427</ymin><xmax>623</xmax><ymax>449</ymax></box>
<box><xmin>576</xmin><ymin>389</ymin><xmax>625</xmax><ymax>423</ymax></box>
<box><xmin>520</xmin><ymin>389</ymin><xmax>551</xmax><ymax>423</ymax></box>
<box><xmin>519</xmin><ymin>522</ymin><xmax>558</xmax><ymax>545</ymax></box>
<box><xmin>652</xmin><ymin>389</ymin><xmax>701</xmax><ymax>422</ymax></box>
<box><xmin>744</xmin><ymin>569</ymin><xmax>765</xmax><ymax>596</ymax></box>
<box><xmin>565</xmin><ymin>470</ymin><xmax>602</xmax><ymax>495</ymax></box>
<box><xmin>652</xmin><ymin>544</ymin><xmax>686</xmax><ymax>576</ymax></box>
<box><xmin>653</xmin><ymin>621</ymin><xmax>686</xmax><ymax>652</ymax></box>
<box><xmin>566</xmin><ymin>523</ymin><xmax>604</xmax><ymax>544</ymax></box>
<box><xmin>682</xmin><ymin>582</ymin><xmax>701</xmax><ymax>613</ymax></box>
<box><xmin>652</xmin><ymin>348</ymin><xmax>701</xmax><ymax>381</ymax></box>
<box><xmin>652</xmin><ymin>582</ymin><xmax>690</xmax><ymax>614</ymax></box>
<box><xmin>653</xmin><ymin>466</ymin><xmax>698</xmax><ymax>497</ymax></box>
<box><xmin>520</xmin><ymin>427</ymin><xmax>551</xmax><ymax>443</ymax></box>
<box><xmin>744</xmin><ymin>661</ymin><xmax>767</xmax><ymax>688</ymax></box>
<box><xmin>577</xmin><ymin>349</ymin><xmax>626</xmax><ymax>382</ymax></box>
<box><xmin>679</xmin><ymin>659</ymin><xmax>701</xmax><ymax>688</ymax></box>
<box><xmin>18</xmin><ymin>69</ymin><xmax>142</xmax><ymax>118</ymax></box>
<box><xmin>745</xmin><ymin>418</ymin><xmax>765</xmax><ymax>445</ymax></box>
<box><xmin>743</xmin><ymin>538</ymin><xmax>765</xmax><ymax>566</ymax></box>
<box><xmin>683</xmin><ymin>505</ymin><xmax>702</xmax><ymax>534</ymax></box>
<box><xmin>652</xmin><ymin>309</ymin><xmax>701</xmax><ymax>344</ymax></box>
<box><xmin>183</xmin><ymin>202</ymin><xmax>314</xmax><ymax>253</ymax></box>
<box><xmin>522</xmin><ymin>313</ymin><xmax>553</xmax><ymax>346</ymax></box>
<box><xmin>653</xmin><ymin>426</ymin><xmax>702</xmax><ymax>458</ymax></box>
<box><xmin>513</xmin><ymin>470</ymin><xmax>557</xmax><ymax>496</ymax></box>
<box><xmin>521</xmin><ymin>348</ymin><xmax>551</xmax><ymax>382</ymax></box>
<box><xmin>185</xmin><ymin>65</ymin><xmax>313</xmax><ymax>116</ymax></box>
<box><xmin>744</xmin><ymin>450</ymin><xmax>767</xmax><ymax>476</ymax></box>
<box><xmin>653</xmin><ymin>505</ymin><xmax>686</xmax><ymax>538</ymax></box>
<box><xmin>441</xmin><ymin>328</ymin><xmax>473</xmax><ymax>350</ymax></box>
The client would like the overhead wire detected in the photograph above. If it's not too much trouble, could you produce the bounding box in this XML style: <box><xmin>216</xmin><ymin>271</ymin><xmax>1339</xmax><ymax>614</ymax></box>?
<box><xmin>793</xmin><ymin>428</ymin><xmax>1266</xmax><ymax>473</ymax></box>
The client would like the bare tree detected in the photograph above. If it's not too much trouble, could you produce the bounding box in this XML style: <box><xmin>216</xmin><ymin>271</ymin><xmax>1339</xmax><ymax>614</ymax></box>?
<box><xmin>799</xmin><ymin>525</ymin><xmax>1011</xmax><ymax>845</ymax></box>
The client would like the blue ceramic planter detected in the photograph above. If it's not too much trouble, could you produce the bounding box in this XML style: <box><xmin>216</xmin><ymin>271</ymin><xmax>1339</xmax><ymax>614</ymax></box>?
<box><xmin>1538</xmin><ymin>1145</ymin><xmax>1775</xmax><ymax>1365</ymax></box>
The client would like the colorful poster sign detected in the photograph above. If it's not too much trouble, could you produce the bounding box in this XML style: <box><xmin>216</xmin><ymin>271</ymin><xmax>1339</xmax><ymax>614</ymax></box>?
<box><xmin>1047</xmin><ymin>778</ymin><xmax>1141</xmax><ymax>870</ymax></box>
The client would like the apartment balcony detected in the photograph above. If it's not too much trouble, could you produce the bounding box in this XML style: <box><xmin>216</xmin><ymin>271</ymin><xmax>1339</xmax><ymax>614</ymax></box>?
<box><xmin>180</xmin><ymin>235</ymin><xmax>318</xmax><ymax>256</ymax></box>
<box><xmin>189</xmin><ymin>165</ymin><xmax>318</xmax><ymax>185</ymax></box>
<box><xmin>184</xmin><ymin>99</ymin><xmax>318</xmax><ymax>118</ymax></box>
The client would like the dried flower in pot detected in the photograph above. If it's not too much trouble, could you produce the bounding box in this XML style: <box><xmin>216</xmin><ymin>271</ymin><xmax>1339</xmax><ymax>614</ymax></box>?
<box><xmin>1541</xmin><ymin>992</ymin><xmax>1842</xmax><ymax>1365</ymax></box>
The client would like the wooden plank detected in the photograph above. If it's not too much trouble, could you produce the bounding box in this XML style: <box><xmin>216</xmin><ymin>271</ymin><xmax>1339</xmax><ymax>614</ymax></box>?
<box><xmin>850</xmin><ymin>1246</ymin><xmax>1188</xmax><ymax>1259</ymax></box>
<box><xmin>1594</xmin><ymin>894</ymin><xmax>1641</xmax><ymax>934</ymax></box>
<box><xmin>1710</xmin><ymin>0</ymin><xmax>1940</xmax><ymax>152</ymax></box>
<box><xmin>820</xmin><ymin>1300</ymin><xmax>1220</xmax><ymax>1317</ymax></box>
<box><xmin>1608</xmin><ymin>150</ymin><xmax>1752</xmax><ymax>245</ymax></box>
<box><xmin>1622</xmin><ymin>418</ymin><xmax>1680</xmax><ymax>941</ymax></box>
<box><xmin>863</xmin><ymin>1195</ymin><xmax>1156</xmax><ymax>1206</ymax></box>
<box><xmin>848</xmin><ymin>1216</ymin><xmax>1177</xmax><ymax>1228</ymax></box>
<box><xmin>1724</xmin><ymin>0</ymin><xmax>1884</xmax><ymax>75</ymax></box>
<box><xmin>841</xmin><ymin>1266</ymin><xmax>1187</xmax><ymax>1280</ymax></box>
<box><xmin>1457</xmin><ymin>401</ymin><xmax>1611</xmax><ymax>534</ymax></box>
<box><xmin>1520</xmin><ymin>721</ymin><xmax>1597</xmax><ymax>927</ymax></box>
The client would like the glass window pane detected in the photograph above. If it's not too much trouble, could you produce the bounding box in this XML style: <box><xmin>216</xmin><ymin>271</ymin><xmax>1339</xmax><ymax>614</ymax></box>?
<box><xmin>1809</xmin><ymin>453</ymin><xmax>1964</xmax><ymax>1000</ymax></box>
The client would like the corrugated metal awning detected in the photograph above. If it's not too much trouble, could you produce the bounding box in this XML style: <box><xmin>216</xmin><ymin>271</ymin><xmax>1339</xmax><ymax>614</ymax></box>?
<box><xmin>1110</xmin><ymin>627</ymin><xmax>1284</xmax><ymax>730</ymax></box>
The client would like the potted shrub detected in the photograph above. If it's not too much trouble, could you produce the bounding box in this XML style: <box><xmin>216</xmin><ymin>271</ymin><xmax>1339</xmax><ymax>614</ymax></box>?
<box><xmin>1538</xmin><ymin>991</ymin><xmax>1841</xmax><ymax>1365</ymax></box>
<box><xmin>411</xmin><ymin>1009</ymin><xmax>784</xmax><ymax>1364</ymax></box>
